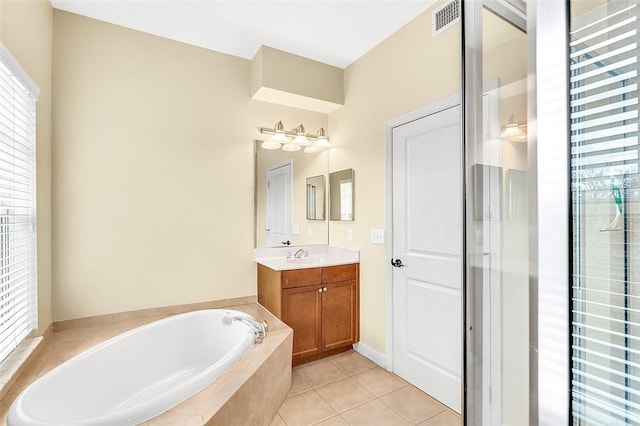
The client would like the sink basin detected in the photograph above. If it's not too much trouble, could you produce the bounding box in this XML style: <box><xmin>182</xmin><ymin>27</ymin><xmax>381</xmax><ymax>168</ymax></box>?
<box><xmin>285</xmin><ymin>257</ymin><xmax>325</xmax><ymax>265</ymax></box>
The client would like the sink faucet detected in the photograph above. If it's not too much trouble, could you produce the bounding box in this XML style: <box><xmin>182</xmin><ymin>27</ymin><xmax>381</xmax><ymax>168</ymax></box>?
<box><xmin>223</xmin><ymin>315</ymin><xmax>268</xmax><ymax>343</ymax></box>
<box><xmin>294</xmin><ymin>248</ymin><xmax>307</xmax><ymax>258</ymax></box>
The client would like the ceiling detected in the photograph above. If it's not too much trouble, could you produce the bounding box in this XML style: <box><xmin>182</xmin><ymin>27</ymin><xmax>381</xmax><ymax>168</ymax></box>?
<box><xmin>50</xmin><ymin>0</ymin><xmax>437</xmax><ymax>69</ymax></box>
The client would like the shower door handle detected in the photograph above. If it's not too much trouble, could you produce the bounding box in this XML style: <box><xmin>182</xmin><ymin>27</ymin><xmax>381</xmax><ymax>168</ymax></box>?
<box><xmin>391</xmin><ymin>258</ymin><xmax>404</xmax><ymax>268</ymax></box>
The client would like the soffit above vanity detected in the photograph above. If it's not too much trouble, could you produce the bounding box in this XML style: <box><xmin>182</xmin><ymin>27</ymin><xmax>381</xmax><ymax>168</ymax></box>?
<box><xmin>251</xmin><ymin>46</ymin><xmax>344</xmax><ymax>113</ymax></box>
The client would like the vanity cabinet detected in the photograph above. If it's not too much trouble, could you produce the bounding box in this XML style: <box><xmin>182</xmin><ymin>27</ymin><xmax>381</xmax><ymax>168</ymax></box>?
<box><xmin>257</xmin><ymin>263</ymin><xmax>359</xmax><ymax>365</ymax></box>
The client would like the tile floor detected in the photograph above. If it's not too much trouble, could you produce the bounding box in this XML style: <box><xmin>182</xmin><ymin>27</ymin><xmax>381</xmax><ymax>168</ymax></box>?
<box><xmin>0</xmin><ymin>313</ymin><xmax>461</xmax><ymax>426</ymax></box>
<box><xmin>272</xmin><ymin>351</ymin><xmax>461</xmax><ymax>426</ymax></box>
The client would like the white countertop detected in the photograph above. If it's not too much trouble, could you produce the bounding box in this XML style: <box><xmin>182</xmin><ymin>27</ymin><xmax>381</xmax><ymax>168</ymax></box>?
<box><xmin>254</xmin><ymin>245</ymin><xmax>359</xmax><ymax>271</ymax></box>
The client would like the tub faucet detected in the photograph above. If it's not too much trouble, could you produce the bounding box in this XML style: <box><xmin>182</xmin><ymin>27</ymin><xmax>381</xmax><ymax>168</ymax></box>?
<box><xmin>294</xmin><ymin>248</ymin><xmax>307</xmax><ymax>258</ymax></box>
<box><xmin>223</xmin><ymin>315</ymin><xmax>268</xmax><ymax>344</ymax></box>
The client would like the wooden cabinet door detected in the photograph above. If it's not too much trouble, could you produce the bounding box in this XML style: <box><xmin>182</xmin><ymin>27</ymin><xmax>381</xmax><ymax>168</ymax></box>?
<box><xmin>321</xmin><ymin>280</ymin><xmax>357</xmax><ymax>352</ymax></box>
<box><xmin>282</xmin><ymin>285</ymin><xmax>322</xmax><ymax>361</ymax></box>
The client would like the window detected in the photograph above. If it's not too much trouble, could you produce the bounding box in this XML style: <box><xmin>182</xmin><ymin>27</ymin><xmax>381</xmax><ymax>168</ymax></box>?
<box><xmin>570</xmin><ymin>3</ymin><xmax>640</xmax><ymax>423</ymax></box>
<box><xmin>339</xmin><ymin>180</ymin><xmax>352</xmax><ymax>221</ymax></box>
<box><xmin>0</xmin><ymin>44</ymin><xmax>38</xmax><ymax>364</ymax></box>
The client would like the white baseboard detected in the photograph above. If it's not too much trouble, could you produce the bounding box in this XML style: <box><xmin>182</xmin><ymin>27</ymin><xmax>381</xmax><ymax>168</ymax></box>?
<box><xmin>353</xmin><ymin>342</ymin><xmax>387</xmax><ymax>368</ymax></box>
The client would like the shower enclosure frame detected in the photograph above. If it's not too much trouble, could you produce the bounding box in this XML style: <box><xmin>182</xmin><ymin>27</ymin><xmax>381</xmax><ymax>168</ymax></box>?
<box><xmin>461</xmin><ymin>1</ymin><xmax>571</xmax><ymax>424</ymax></box>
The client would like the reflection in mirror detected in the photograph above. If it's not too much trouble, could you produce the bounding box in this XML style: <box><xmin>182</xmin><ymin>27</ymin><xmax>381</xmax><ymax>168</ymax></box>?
<box><xmin>254</xmin><ymin>141</ymin><xmax>329</xmax><ymax>248</ymax></box>
<box><xmin>306</xmin><ymin>175</ymin><xmax>325</xmax><ymax>220</ymax></box>
<box><xmin>329</xmin><ymin>169</ymin><xmax>354</xmax><ymax>221</ymax></box>
<box><xmin>265</xmin><ymin>160</ymin><xmax>292</xmax><ymax>247</ymax></box>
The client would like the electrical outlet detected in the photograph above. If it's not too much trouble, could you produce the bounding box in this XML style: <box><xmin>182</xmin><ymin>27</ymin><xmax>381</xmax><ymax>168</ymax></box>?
<box><xmin>347</xmin><ymin>229</ymin><xmax>354</xmax><ymax>241</ymax></box>
<box><xmin>308</xmin><ymin>226</ymin><xmax>313</xmax><ymax>236</ymax></box>
<box><xmin>370</xmin><ymin>229</ymin><xmax>384</xmax><ymax>244</ymax></box>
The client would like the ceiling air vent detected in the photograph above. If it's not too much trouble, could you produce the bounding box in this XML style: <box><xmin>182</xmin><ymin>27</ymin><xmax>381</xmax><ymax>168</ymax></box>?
<box><xmin>432</xmin><ymin>0</ymin><xmax>460</xmax><ymax>37</ymax></box>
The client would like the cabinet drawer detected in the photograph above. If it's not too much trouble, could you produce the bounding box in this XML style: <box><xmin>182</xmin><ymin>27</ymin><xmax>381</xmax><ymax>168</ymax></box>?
<box><xmin>322</xmin><ymin>264</ymin><xmax>357</xmax><ymax>283</ymax></box>
<box><xmin>283</xmin><ymin>268</ymin><xmax>322</xmax><ymax>288</ymax></box>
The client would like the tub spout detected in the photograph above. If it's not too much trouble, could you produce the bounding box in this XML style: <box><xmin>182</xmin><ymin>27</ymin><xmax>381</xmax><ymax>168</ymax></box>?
<box><xmin>223</xmin><ymin>315</ymin><xmax>268</xmax><ymax>343</ymax></box>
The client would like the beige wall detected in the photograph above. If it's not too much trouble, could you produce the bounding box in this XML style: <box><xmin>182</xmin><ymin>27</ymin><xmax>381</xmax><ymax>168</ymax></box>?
<box><xmin>51</xmin><ymin>10</ymin><xmax>326</xmax><ymax>321</ymax></box>
<box><xmin>0</xmin><ymin>0</ymin><xmax>53</xmax><ymax>334</ymax></box>
<box><xmin>328</xmin><ymin>4</ymin><xmax>461</xmax><ymax>354</ymax></box>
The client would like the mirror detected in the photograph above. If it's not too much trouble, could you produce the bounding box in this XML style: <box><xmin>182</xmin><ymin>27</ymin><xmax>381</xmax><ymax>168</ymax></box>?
<box><xmin>329</xmin><ymin>168</ymin><xmax>354</xmax><ymax>221</ymax></box>
<box><xmin>254</xmin><ymin>141</ymin><xmax>329</xmax><ymax>247</ymax></box>
<box><xmin>306</xmin><ymin>175</ymin><xmax>325</xmax><ymax>220</ymax></box>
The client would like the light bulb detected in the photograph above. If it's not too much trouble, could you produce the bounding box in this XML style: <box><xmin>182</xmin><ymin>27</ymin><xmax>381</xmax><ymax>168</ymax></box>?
<box><xmin>282</xmin><ymin>143</ymin><xmax>301</xmax><ymax>152</ymax></box>
<box><xmin>304</xmin><ymin>141</ymin><xmax>320</xmax><ymax>153</ymax></box>
<box><xmin>261</xmin><ymin>139</ymin><xmax>282</xmax><ymax>150</ymax></box>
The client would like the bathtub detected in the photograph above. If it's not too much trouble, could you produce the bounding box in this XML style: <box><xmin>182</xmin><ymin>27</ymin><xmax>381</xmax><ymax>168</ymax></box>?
<box><xmin>6</xmin><ymin>309</ymin><xmax>259</xmax><ymax>425</ymax></box>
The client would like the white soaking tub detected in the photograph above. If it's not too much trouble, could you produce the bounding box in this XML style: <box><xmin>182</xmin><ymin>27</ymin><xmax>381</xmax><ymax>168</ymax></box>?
<box><xmin>6</xmin><ymin>309</ymin><xmax>259</xmax><ymax>425</ymax></box>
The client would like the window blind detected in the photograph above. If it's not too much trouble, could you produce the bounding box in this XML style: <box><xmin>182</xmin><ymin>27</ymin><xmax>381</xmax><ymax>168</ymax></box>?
<box><xmin>0</xmin><ymin>47</ymin><xmax>37</xmax><ymax>364</ymax></box>
<box><xmin>570</xmin><ymin>3</ymin><xmax>640</xmax><ymax>424</ymax></box>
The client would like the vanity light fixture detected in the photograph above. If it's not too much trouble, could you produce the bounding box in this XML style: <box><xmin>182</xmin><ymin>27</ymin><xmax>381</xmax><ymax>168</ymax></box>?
<box><xmin>260</xmin><ymin>121</ymin><xmax>288</xmax><ymax>150</ymax></box>
<box><xmin>292</xmin><ymin>125</ymin><xmax>310</xmax><ymax>147</ymax></box>
<box><xmin>260</xmin><ymin>121</ymin><xmax>330</xmax><ymax>153</ymax></box>
<box><xmin>305</xmin><ymin>128</ymin><xmax>331</xmax><ymax>153</ymax></box>
<box><xmin>314</xmin><ymin>127</ymin><xmax>330</xmax><ymax>148</ymax></box>
<box><xmin>500</xmin><ymin>114</ymin><xmax>527</xmax><ymax>142</ymax></box>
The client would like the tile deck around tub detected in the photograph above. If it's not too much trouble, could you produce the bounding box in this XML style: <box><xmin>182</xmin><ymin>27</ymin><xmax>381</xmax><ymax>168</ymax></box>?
<box><xmin>272</xmin><ymin>351</ymin><xmax>461</xmax><ymax>426</ymax></box>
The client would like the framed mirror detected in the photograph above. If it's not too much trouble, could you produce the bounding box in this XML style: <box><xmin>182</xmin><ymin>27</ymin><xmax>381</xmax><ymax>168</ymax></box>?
<box><xmin>254</xmin><ymin>141</ymin><xmax>329</xmax><ymax>248</ymax></box>
<box><xmin>306</xmin><ymin>175</ymin><xmax>326</xmax><ymax>220</ymax></box>
<box><xmin>329</xmin><ymin>168</ymin><xmax>354</xmax><ymax>221</ymax></box>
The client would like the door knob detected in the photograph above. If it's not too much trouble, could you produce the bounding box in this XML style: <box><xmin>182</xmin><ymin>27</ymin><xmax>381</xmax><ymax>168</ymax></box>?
<box><xmin>391</xmin><ymin>258</ymin><xmax>404</xmax><ymax>268</ymax></box>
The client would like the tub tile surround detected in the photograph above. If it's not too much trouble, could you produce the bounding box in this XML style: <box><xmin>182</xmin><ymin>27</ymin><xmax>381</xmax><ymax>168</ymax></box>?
<box><xmin>271</xmin><ymin>351</ymin><xmax>461</xmax><ymax>426</ymax></box>
<box><xmin>254</xmin><ymin>245</ymin><xmax>359</xmax><ymax>271</ymax></box>
<box><xmin>0</xmin><ymin>302</ymin><xmax>292</xmax><ymax>426</ymax></box>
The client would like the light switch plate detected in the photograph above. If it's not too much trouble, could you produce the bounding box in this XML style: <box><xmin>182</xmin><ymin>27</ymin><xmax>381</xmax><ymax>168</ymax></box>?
<box><xmin>308</xmin><ymin>226</ymin><xmax>313</xmax><ymax>236</ymax></box>
<box><xmin>347</xmin><ymin>229</ymin><xmax>354</xmax><ymax>241</ymax></box>
<box><xmin>292</xmin><ymin>224</ymin><xmax>300</xmax><ymax>235</ymax></box>
<box><xmin>370</xmin><ymin>229</ymin><xmax>384</xmax><ymax>244</ymax></box>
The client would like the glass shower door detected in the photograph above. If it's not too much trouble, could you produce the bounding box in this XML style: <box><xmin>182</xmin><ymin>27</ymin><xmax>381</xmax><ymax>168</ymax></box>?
<box><xmin>462</xmin><ymin>1</ymin><xmax>529</xmax><ymax>424</ymax></box>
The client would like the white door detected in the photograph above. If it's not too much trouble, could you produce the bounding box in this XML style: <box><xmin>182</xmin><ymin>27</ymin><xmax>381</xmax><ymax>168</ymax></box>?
<box><xmin>391</xmin><ymin>103</ymin><xmax>462</xmax><ymax>413</ymax></box>
<box><xmin>266</xmin><ymin>160</ymin><xmax>292</xmax><ymax>247</ymax></box>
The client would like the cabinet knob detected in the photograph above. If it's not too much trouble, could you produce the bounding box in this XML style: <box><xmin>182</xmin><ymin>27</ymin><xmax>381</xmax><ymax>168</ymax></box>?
<box><xmin>323</xmin><ymin>287</ymin><xmax>327</xmax><ymax>292</ymax></box>
<box><xmin>318</xmin><ymin>288</ymin><xmax>323</xmax><ymax>293</ymax></box>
